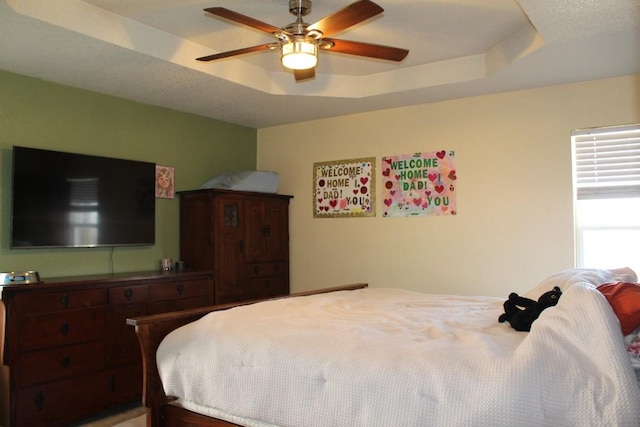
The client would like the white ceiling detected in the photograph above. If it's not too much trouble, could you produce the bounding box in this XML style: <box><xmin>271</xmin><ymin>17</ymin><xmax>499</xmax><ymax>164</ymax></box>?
<box><xmin>1</xmin><ymin>0</ymin><xmax>639</xmax><ymax>128</ymax></box>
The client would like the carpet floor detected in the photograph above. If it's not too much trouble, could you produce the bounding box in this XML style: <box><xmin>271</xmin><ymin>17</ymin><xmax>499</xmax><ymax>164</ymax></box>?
<box><xmin>112</xmin><ymin>413</ymin><xmax>145</xmax><ymax>427</ymax></box>
<box><xmin>72</xmin><ymin>403</ymin><xmax>146</xmax><ymax>427</ymax></box>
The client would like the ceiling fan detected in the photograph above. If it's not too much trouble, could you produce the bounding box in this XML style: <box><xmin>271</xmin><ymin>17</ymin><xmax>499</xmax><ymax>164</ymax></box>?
<box><xmin>196</xmin><ymin>0</ymin><xmax>409</xmax><ymax>82</ymax></box>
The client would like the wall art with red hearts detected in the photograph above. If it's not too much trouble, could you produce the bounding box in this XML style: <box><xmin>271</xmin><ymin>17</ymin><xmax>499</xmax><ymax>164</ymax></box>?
<box><xmin>381</xmin><ymin>151</ymin><xmax>457</xmax><ymax>217</ymax></box>
<box><xmin>313</xmin><ymin>157</ymin><xmax>375</xmax><ymax>218</ymax></box>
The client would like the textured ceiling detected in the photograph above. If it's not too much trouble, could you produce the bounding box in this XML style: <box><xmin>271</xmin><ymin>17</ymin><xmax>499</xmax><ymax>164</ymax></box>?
<box><xmin>1</xmin><ymin>0</ymin><xmax>639</xmax><ymax>128</ymax></box>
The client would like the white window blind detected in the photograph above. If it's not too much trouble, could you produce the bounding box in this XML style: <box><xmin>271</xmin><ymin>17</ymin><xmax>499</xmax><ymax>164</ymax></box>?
<box><xmin>573</xmin><ymin>124</ymin><xmax>640</xmax><ymax>199</ymax></box>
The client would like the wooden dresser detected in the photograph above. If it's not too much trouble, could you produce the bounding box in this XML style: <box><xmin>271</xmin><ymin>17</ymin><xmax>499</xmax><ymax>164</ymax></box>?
<box><xmin>179</xmin><ymin>189</ymin><xmax>292</xmax><ymax>304</ymax></box>
<box><xmin>0</xmin><ymin>270</ymin><xmax>214</xmax><ymax>426</ymax></box>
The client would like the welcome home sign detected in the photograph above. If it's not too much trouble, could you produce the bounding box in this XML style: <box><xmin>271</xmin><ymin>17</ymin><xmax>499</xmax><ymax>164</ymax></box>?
<box><xmin>313</xmin><ymin>157</ymin><xmax>375</xmax><ymax>218</ymax></box>
<box><xmin>381</xmin><ymin>150</ymin><xmax>457</xmax><ymax>217</ymax></box>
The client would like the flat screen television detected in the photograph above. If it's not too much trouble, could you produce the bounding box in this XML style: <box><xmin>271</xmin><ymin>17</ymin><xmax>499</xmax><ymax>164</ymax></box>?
<box><xmin>11</xmin><ymin>146</ymin><xmax>156</xmax><ymax>248</ymax></box>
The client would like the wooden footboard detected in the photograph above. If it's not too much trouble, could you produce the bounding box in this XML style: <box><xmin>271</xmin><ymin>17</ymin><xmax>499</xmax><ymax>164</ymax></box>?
<box><xmin>127</xmin><ymin>283</ymin><xmax>368</xmax><ymax>427</ymax></box>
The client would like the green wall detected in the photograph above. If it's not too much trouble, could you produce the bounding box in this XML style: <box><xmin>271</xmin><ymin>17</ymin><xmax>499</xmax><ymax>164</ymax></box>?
<box><xmin>0</xmin><ymin>69</ymin><xmax>257</xmax><ymax>278</ymax></box>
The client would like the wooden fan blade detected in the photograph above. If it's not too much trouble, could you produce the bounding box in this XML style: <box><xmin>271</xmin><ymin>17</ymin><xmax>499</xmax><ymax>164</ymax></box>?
<box><xmin>294</xmin><ymin>68</ymin><xmax>316</xmax><ymax>82</ymax></box>
<box><xmin>196</xmin><ymin>43</ymin><xmax>278</xmax><ymax>62</ymax></box>
<box><xmin>322</xmin><ymin>38</ymin><xmax>408</xmax><ymax>61</ymax></box>
<box><xmin>204</xmin><ymin>7</ymin><xmax>286</xmax><ymax>37</ymax></box>
<box><xmin>307</xmin><ymin>0</ymin><xmax>383</xmax><ymax>37</ymax></box>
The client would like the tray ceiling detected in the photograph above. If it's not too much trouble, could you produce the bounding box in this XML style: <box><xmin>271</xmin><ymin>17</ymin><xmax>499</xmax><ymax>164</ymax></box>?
<box><xmin>1</xmin><ymin>0</ymin><xmax>638</xmax><ymax>128</ymax></box>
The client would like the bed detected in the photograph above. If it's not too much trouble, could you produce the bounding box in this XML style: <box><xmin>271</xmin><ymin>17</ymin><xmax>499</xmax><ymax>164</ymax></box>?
<box><xmin>128</xmin><ymin>268</ymin><xmax>640</xmax><ymax>426</ymax></box>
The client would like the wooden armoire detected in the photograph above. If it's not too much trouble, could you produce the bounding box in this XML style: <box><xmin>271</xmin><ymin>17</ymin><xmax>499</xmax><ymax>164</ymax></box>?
<box><xmin>179</xmin><ymin>189</ymin><xmax>293</xmax><ymax>304</ymax></box>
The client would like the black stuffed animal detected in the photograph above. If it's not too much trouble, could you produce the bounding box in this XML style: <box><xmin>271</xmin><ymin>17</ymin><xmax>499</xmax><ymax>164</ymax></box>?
<box><xmin>498</xmin><ymin>286</ymin><xmax>562</xmax><ymax>332</ymax></box>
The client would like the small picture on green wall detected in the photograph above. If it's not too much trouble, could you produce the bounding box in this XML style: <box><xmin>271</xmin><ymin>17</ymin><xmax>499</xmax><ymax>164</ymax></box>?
<box><xmin>155</xmin><ymin>165</ymin><xmax>175</xmax><ymax>199</ymax></box>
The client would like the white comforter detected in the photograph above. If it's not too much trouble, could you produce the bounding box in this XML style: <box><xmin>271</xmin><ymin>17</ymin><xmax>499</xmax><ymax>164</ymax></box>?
<box><xmin>158</xmin><ymin>284</ymin><xmax>640</xmax><ymax>426</ymax></box>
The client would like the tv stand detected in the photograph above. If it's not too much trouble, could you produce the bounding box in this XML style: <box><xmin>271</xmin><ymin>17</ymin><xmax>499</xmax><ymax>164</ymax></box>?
<box><xmin>0</xmin><ymin>270</ymin><xmax>214</xmax><ymax>426</ymax></box>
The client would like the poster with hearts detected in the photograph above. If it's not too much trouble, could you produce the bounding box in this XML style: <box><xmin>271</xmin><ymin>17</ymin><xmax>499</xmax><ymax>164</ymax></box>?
<box><xmin>381</xmin><ymin>151</ymin><xmax>457</xmax><ymax>217</ymax></box>
<box><xmin>313</xmin><ymin>157</ymin><xmax>375</xmax><ymax>218</ymax></box>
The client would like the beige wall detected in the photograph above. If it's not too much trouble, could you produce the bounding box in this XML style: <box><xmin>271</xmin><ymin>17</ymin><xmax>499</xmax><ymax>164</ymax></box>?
<box><xmin>258</xmin><ymin>75</ymin><xmax>640</xmax><ymax>297</ymax></box>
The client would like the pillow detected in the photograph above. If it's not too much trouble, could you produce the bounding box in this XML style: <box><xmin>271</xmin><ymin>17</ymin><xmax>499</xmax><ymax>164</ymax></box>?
<box><xmin>199</xmin><ymin>171</ymin><xmax>279</xmax><ymax>193</ymax></box>
<box><xmin>523</xmin><ymin>267</ymin><xmax>637</xmax><ymax>300</ymax></box>
<box><xmin>597</xmin><ymin>282</ymin><xmax>640</xmax><ymax>335</ymax></box>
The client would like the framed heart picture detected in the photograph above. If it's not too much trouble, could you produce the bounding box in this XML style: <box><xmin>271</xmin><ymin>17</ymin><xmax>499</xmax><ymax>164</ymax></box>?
<box><xmin>381</xmin><ymin>150</ymin><xmax>457</xmax><ymax>217</ymax></box>
<box><xmin>313</xmin><ymin>157</ymin><xmax>375</xmax><ymax>218</ymax></box>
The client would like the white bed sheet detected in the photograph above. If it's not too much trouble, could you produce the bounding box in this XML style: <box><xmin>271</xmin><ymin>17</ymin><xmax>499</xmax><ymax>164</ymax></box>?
<box><xmin>158</xmin><ymin>283</ymin><xmax>640</xmax><ymax>426</ymax></box>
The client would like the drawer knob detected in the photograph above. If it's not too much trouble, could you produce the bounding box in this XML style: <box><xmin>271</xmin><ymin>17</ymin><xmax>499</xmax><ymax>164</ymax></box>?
<box><xmin>61</xmin><ymin>355</ymin><xmax>70</xmax><ymax>368</ymax></box>
<box><xmin>60</xmin><ymin>294</ymin><xmax>69</xmax><ymax>307</ymax></box>
<box><xmin>254</xmin><ymin>265</ymin><xmax>260</xmax><ymax>274</ymax></box>
<box><xmin>176</xmin><ymin>283</ymin><xmax>184</xmax><ymax>295</ymax></box>
<box><xmin>35</xmin><ymin>391</ymin><xmax>44</xmax><ymax>410</ymax></box>
<box><xmin>60</xmin><ymin>322</ymin><xmax>69</xmax><ymax>336</ymax></box>
<box><xmin>124</xmin><ymin>288</ymin><xmax>133</xmax><ymax>301</ymax></box>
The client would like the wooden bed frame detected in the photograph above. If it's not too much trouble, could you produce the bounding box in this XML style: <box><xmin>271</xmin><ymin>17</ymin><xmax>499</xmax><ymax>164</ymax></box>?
<box><xmin>127</xmin><ymin>283</ymin><xmax>368</xmax><ymax>427</ymax></box>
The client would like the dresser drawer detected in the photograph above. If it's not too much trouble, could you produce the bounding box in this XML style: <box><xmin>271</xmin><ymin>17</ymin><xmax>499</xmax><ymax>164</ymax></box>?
<box><xmin>108</xmin><ymin>284</ymin><xmax>149</xmax><ymax>304</ymax></box>
<box><xmin>14</xmin><ymin>288</ymin><xmax>105</xmax><ymax>316</ymax></box>
<box><xmin>245</xmin><ymin>275</ymin><xmax>288</xmax><ymax>299</ymax></box>
<box><xmin>16</xmin><ymin>366</ymin><xmax>139</xmax><ymax>426</ymax></box>
<box><xmin>246</xmin><ymin>262</ymin><xmax>287</xmax><ymax>279</ymax></box>
<box><xmin>18</xmin><ymin>308</ymin><xmax>107</xmax><ymax>352</ymax></box>
<box><xmin>18</xmin><ymin>340</ymin><xmax>106</xmax><ymax>386</ymax></box>
<box><xmin>17</xmin><ymin>374</ymin><xmax>99</xmax><ymax>426</ymax></box>
<box><xmin>149</xmin><ymin>278</ymin><xmax>209</xmax><ymax>301</ymax></box>
<box><xmin>148</xmin><ymin>296</ymin><xmax>210</xmax><ymax>315</ymax></box>
<box><xmin>105</xmin><ymin>362</ymin><xmax>144</xmax><ymax>407</ymax></box>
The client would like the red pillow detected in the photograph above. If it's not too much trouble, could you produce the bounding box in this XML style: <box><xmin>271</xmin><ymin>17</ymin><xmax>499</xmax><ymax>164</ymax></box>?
<box><xmin>597</xmin><ymin>282</ymin><xmax>640</xmax><ymax>335</ymax></box>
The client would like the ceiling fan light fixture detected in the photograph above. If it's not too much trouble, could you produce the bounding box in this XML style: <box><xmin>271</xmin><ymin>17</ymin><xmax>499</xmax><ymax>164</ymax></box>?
<box><xmin>281</xmin><ymin>38</ymin><xmax>317</xmax><ymax>70</ymax></box>
<box><xmin>200</xmin><ymin>1</ymin><xmax>408</xmax><ymax>82</ymax></box>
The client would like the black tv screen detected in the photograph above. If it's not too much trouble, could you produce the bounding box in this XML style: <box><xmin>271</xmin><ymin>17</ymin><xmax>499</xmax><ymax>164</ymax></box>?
<box><xmin>11</xmin><ymin>146</ymin><xmax>156</xmax><ymax>248</ymax></box>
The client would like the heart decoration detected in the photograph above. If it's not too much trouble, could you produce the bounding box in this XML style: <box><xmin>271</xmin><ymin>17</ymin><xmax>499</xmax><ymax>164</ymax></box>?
<box><xmin>384</xmin><ymin>198</ymin><xmax>393</xmax><ymax>207</ymax></box>
<box><xmin>435</xmin><ymin>185</ymin><xmax>445</xmax><ymax>194</ymax></box>
<box><xmin>360</xmin><ymin>177</ymin><xmax>368</xmax><ymax>185</ymax></box>
<box><xmin>436</xmin><ymin>150</ymin><xmax>446</xmax><ymax>159</ymax></box>
<box><xmin>382</xmin><ymin>168</ymin><xmax>391</xmax><ymax>177</ymax></box>
<box><xmin>412</xmin><ymin>198</ymin><xmax>422</xmax><ymax>206</ymax></box>
<box><xmin>448</xmin><ymin>170</ymin><xmax>457</xmax><ymax>180</ymax></box>
<box><xmin>329</xmin><ymin>200</ymin><xmax>338</xmax><ymax>208</ymax></box>
<box><xmin>428</xmin><ymin>173</ymin><xmax>438</xmax><ymax>182</ymax></box>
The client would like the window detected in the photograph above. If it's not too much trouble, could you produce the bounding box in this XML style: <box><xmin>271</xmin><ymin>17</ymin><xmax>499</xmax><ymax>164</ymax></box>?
<box><xmin>572</xmin><ymin>124</ymin><xmax>640</xmax><ymax>274</ymax></box>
